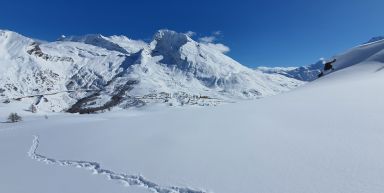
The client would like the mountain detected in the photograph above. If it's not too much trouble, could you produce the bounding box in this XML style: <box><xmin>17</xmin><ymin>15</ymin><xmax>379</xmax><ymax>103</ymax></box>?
<box><xmin>58</xmin><ymin>34</ymin><xmax>147</xmax><ymax>54</ymax></box>
<box><xmin>0</xmin><ymin>29</ymin><xmax>302</xmax><ymax>113</ymax></box>
<box><xmin>329</xmin><ymin>37</ymin><xmax>384</xmax><ymax>72</ymax></box>
<box><xmin>256</xmin><ymin>59</ymin><xmax>325</xmax><ymax>81</ymax></box>
<box><xmin>258</xmin><ymin>36</ymin><xmax>384</xmax><ymax>81</ymax></box>
<box><xmin>2</xmin><ymin>32</ymin><xmax>384</xmax><ymax>193</ymax></box>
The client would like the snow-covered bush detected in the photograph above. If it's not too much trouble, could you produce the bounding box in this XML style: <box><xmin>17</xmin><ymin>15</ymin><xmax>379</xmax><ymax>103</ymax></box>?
<box><xmin>7</xmin><ymin>113</ymin><xmax>22</xmax><ymax>123</ymax></box>
<box><xmin>30</xmin><ymin>104</ymin><xmax>37</xmax><ymax>113</ymax></box>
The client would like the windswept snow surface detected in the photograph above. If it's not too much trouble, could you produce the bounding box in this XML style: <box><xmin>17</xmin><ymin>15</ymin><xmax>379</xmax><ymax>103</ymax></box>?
<box><xmin>1</xmin><ymin>58</ymin><xmax>384</xmax><ymax>193</ymax></box>
<box><xmin>28</xmin><ymin>136</ymin><xmax>206</xmax><ymax>193</ymax></box>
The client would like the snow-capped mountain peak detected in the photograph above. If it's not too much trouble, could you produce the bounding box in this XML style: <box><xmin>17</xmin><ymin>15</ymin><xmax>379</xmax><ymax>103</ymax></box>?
<box><xmin>58</xmin><ymin>33</ymin><xmax>129</xmax><ymax>54</ymax></box>
<box><xmin>0</xmin><ymin>29</ymin><xmax>303</xmax><ymax>113</ymax></box>
<box><xmin>150</xmin><ymin>29</ymin><xmax>192</xmax><ymax>65</ymax></box>
<box><xmin>257</xmin><ymin>59</ymin><xmax>325</xmax><ymax>81</ymax></box>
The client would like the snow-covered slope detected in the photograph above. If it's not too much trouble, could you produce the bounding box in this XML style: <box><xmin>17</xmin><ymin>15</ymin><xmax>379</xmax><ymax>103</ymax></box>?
<box><xmin>1</xmin><ymin>46</ymin><xmax>383</xmax><ymax>193</ymax></box>
<box><xmin>0</xmin><ymin>29</ymin><xmax>302</xmax><ymax>113</ymax></box>
<box><xmin>330</xmin><ymin>38</ymin><xmax>384</xmax><ymax>72</ymax></box>
<box><xmin>59</xmin><ymin>34</ymin><xmax>147</xmax><ymax>54</ymax></box>
<box><xmin>259</xmin><ymin>36</ymin><xmax>384</xmax><ymax>82</ymax></box>
<box><xmin>257</xmin><ymin>59</ymin><xmax>325</xmax><ymax>81</ymax></box>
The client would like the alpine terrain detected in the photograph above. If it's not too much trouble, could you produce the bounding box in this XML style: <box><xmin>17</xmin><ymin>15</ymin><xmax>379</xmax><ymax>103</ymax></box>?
<box><xmin>0</xmin><ymin>29</ymin><xmax>302</xmax><ymax>113</ymax></box>
<box><xmin>1</xmin><ymin>30</ymin><xmax>384</xmax><ymax>193</ymax></box>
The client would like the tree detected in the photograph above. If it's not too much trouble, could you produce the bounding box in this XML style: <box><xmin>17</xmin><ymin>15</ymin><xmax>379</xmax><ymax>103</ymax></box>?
<box><xmin>7</xmin><ymin>113</ymin><xmax>22</xmax><ymax>123</ymax></box>
<box><xmin>30</xmin><ymin>104</ymin><xmax>37</xmax><ymax>113</ymax></box>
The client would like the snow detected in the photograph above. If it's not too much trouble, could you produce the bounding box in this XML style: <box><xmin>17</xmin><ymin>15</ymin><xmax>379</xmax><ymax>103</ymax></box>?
<box><xmin>0</xmin><ymin>29</ymin><xmax>302</xmax><ymax>113</ymax></box>
<box><xmin>256</xmin><ymin>59</ymin><xmax>325</xmax><ymax>81</ymax></box>
<box><xmin>1</xmin><ymin>53</ymin><xmax>384</xmax><ymax>193</ymax></box>
<box><xmin>2</xmin><ymin>29</ymin><xmax>384</xmax><ymax>193</ymax></box>
<box><xmin>59</xmin><ymin>34</ymin><xmax>148</xmax><ymax>54</ymax></box>
<box><xmin>259</xmin><ymin>35</ymin><xmax>384</xmax><ymax>82</ymax></box>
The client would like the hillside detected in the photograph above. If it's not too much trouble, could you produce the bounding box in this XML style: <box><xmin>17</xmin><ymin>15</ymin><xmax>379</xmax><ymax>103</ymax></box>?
<box><xmin>258</xmin><ymin>36</ymin><xmax>384</xmax><ymax>81</ymax></box>
<box><xmin>0</xmin><ymin>29</ymin><xmax>302</xmax><ymax>113</ymax></box>
<box><xmin>1</xmin><ymin>40</ymin><xmax>384</xmax><ymax>193</ymax></box>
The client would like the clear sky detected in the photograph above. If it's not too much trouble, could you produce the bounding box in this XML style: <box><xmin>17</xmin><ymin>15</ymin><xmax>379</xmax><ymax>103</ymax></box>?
<box><xmin>1</xmin><ymin>0</ymin><xmax>384</xmax><ymax>67</ymax></box>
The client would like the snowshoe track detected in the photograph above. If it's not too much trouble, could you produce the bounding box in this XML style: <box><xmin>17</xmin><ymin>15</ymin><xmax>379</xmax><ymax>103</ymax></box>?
<box><xmin>28</xmin><ymin>136</ymin><xmax>208</xmax><ymax>193</ymax></box>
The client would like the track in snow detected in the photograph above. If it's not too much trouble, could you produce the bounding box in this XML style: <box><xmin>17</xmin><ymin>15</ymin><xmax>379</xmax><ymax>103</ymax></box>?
<box><xmin>28</xmin><ymin>136</ymin><xmax>208</xmax><ymax>193</ymax></box>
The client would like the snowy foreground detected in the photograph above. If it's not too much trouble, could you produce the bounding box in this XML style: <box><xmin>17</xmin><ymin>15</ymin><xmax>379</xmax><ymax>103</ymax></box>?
<box><xmin>1</xmin><ymin>58</ymin><xmax>384</xmax><ymax>193</ymax></box>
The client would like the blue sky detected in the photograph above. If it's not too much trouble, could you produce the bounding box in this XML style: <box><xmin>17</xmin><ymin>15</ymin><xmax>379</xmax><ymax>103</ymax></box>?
<box><xmin>1</xmin><ymin>0</ymin><xmax>384</xmax><ymax>67</ymax></box>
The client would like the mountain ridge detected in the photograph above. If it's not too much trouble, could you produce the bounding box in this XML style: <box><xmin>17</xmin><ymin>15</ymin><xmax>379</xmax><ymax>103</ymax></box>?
<box><xmin>3</xmin><ymin>29</ymin><xmax>382</xmax><ymax>113</ymax></box>
<box><xmin>0</xmin><ymin>29</ymin><xmax>302</xmax><ymax>113</ymax></box>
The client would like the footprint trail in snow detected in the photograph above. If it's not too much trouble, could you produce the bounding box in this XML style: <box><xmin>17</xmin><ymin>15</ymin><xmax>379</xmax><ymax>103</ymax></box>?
<box><xmin>28</xmin><ymin>136</ymin><xmax>208</xmax><ymax>193</ymax></box>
